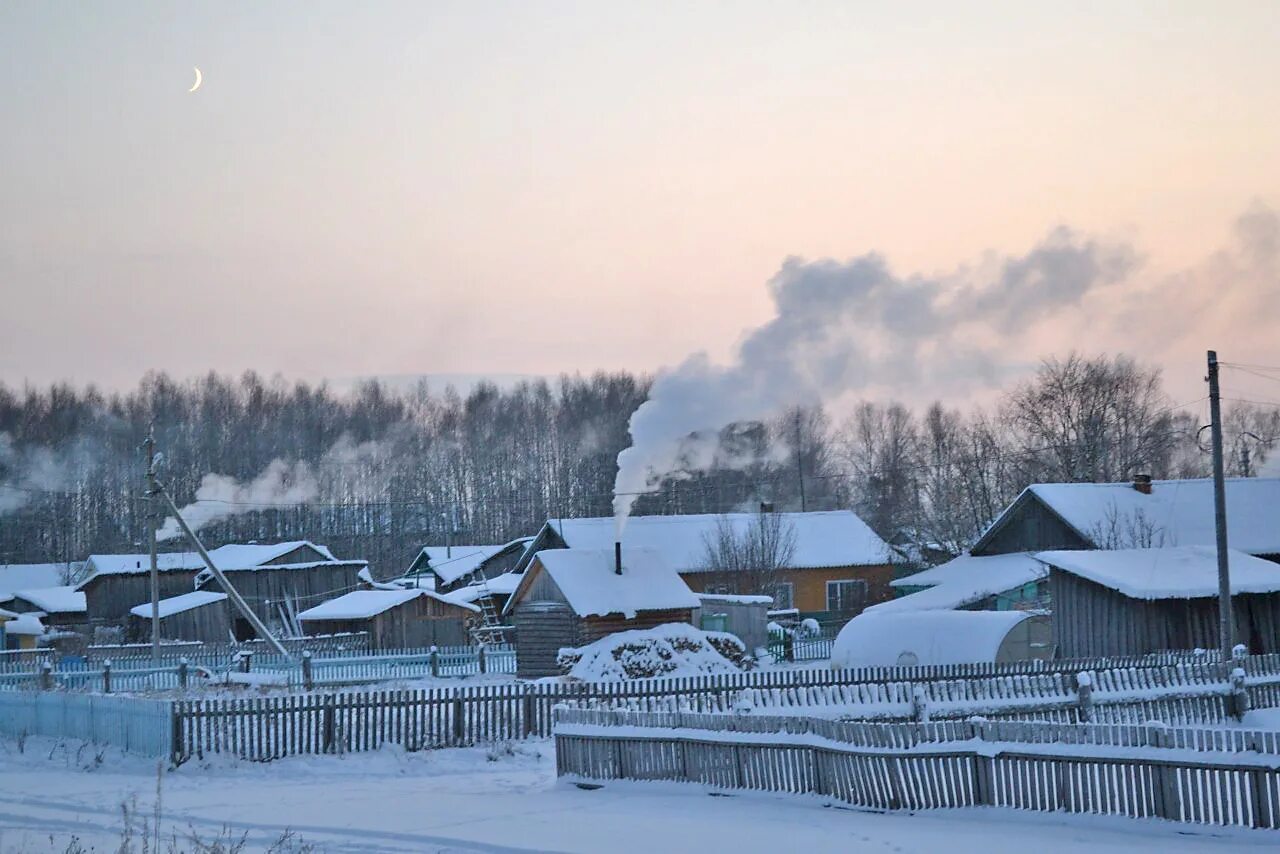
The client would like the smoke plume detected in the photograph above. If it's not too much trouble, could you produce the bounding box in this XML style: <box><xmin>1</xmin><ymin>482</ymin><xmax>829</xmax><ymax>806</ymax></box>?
<box><xmin>612</xmin><ymin>227</ymin><xmax>1139</xmax><ymax>530</ymax></box>
<box><xmin>156</xmin><ymin>459</ymin><xmax>319</xmax><ymax>541</ymax></box>
<box><xmin>0</xmin><ymin>432</ymin><xmax>99</xmax><ymax>516</ymax></box>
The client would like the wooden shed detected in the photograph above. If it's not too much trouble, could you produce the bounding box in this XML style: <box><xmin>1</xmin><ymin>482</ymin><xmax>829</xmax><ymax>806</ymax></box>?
<box><xmin>127</xmin><ymin>591</ymin><xmax>231</xmax><ymax>645</ymax></box>
<box><xmin>77</xmin><ymin>541</ymin><xmax>366</xmax><ymax>637</ymax></box>
<box><xmin>1040</xmin><ymin>545</ymin><xmax>1280</xmax><ymax>658</ymax></box>
<box><xmin>694</xmin><ymin>593</ymin><xmax>772</xmax><ymax>652</ymax></box>
<box><xmin>297</xmin><ymin>588</ymin><xmax>480</xmax><ymax>649</ymax></box>
<box><xmin>505</xmin><ymin>547</ymin><xmax>701</xmax><ymax>678</ymax></box>
<box><xmin>831</xmin><ymin>609</ymin><xmax>1054</xmax><ymax>668</ymax></box>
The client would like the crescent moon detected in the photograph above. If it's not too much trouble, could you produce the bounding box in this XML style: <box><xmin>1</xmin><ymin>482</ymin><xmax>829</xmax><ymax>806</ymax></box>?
<box><xmin>189</xmin><ymin>67</ymin><xmax>203</xmax><ymax>93</ymax></box>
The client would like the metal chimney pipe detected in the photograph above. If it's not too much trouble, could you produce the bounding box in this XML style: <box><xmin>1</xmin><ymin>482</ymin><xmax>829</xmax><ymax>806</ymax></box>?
<box><xmin>615</xmin><ymin>541</ymin><xmax>623</xmax><ymax>575</ymax></box>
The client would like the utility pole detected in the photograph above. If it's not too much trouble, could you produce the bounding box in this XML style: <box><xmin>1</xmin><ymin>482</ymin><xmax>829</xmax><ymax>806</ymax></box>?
<box><xmin>1207</xmin><ymin>350</ymin><xmax>1234</xmax><ymax>661</ymax></box>
<box><xmin>144</xmin><ymin>430</ymin><xmax>160</xmax><ymax>664</ymax></box>
<box><xmin>794</xmin><ymin>409</ymin><xmax>807</xmax><ymax>513</ymax></box>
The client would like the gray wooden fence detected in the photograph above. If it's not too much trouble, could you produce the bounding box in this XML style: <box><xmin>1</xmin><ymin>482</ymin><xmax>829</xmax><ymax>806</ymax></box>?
<box><xmin>554</xmin><ymin>708</ymin><xmax>1280</xmax><ymax>829</ymax></box>
<box><xmin>165</xmin><ymin>657</ymin><xmax>1280</xmax><ymax>764</ymax></box>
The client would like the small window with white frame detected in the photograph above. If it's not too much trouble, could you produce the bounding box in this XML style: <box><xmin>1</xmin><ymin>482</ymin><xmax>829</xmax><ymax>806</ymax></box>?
<box><xmin>826</xmin><ymin>579</ymin><xmax>868</xmax><ymax>614</ymax></box>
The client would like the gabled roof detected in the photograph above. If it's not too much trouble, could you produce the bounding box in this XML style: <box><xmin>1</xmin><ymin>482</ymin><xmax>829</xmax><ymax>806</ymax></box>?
<box><xmin>0</xmin><ymin>612</ymin><xmax>45</xmax><ymax>636</ymax></box>
<box><xmin>79</xmin><ymin>541</ymin><xmax>343</xmax><ymax>587</ymax></box>
<box><xmin>417</xmin><ymin>537</ymin><xmax>534</xmax><ymax>586</ymax></box>
<box><xmin>298</xmin><ymin>588</ymin><xmax>478</xmax><ymax>622</ymax></box>
<box><xmin>1036</xmin><ymin>545</ymin><xmax>1280</xmax><ymax>600</ymax></box>
<box><xmin>975</xmin><ymin>477</ymin><xmax>1280</xmax><ymax>556</ymax></box>
<box><xmin>12</xmin><ymin>586</ymin><xmax>87</xmax><ymax>614</ymax></box>
<box><xmin>129</xmin><ymin>590</ymin><xmax>227</xmax><ymax>619</ymax></box>
<box><xmin>508</xmin><ymin>547</ymin><xmax>699</xmax><ymax>618</ymax></box>
<box><xmin>525</xmin><ymin>511</ymin><xmax>891</xmax><ymax>574</ymax></box>
<box><xmin>871</xmin><ymin>552</ymin><xmax>1045</xmax><ymax>614</ymax></box>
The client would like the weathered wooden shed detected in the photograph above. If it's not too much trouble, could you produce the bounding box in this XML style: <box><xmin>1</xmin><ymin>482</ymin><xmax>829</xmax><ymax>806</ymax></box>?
<box><xmin>127</xmin><ymin>591</ymin><xmax>231</xmax><ymax>644</ymax></box>
<box><xmin>831</xmin><ymin>609</ymin><xmax>1054</xmax><ymax>668</ymax></box>
<box><xmin>1040</xmin><ymin>545</ymin><xmax>1280</xmax><ymax>658</ymax></box>
<box><xmin>505</xmin><ymin>547</ymin><xmax>701</xmax><ymax>678</ymax></box>
<box><xmin>298</xmin><ymin>588</ymin><xmax>480</xmax><ymax>649</ymax></box>
<box><xmin>7</xmin><ymin>586</ymin><xmax>88</xmax><ymax>630</ymax></box>
<box><xmin>77</xmin><ymin>542</ymin><xmax>366</xmax><ymax>637</ymax></box>
<box><xmin>693</xmin><ymin>593</ymin><xmax>772</xmax><ymax>652</ymax></box>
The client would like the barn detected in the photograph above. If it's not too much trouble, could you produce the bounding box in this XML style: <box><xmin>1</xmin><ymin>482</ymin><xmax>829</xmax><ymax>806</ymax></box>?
<box><xmin>505</xmin><ymin>547</ymin><xmax>700</xmax><ymax>678</ymax></box>
<box><xmin>77</xmin><ymin>541</ymin><xmax>367</xmax><ymax>638</ymax></box>
<box><xmin>1040</xmin><ymin>545</ymin><xmax>1280</xmax><ymax>658</ymax></box>
<box><xmin>298</xmin><ymin>588</ymin><xmax>480</xmax><ymax>649</ymax></box>
<box><xmin>127</xmin><ymin>591</ymin><xmax>231</xmax><ymax>645</ymax></box>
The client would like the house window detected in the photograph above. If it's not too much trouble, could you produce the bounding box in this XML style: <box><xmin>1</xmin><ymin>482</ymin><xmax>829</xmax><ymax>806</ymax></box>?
<box><xmin>826</xmin><ymin>579</ymin><xmax>868</xmax><ymax>615</ymax></box>
<box><xmin>767</xmin><ymin>582</ymin><xmax>794</xmax><ymax>610</ymax></box>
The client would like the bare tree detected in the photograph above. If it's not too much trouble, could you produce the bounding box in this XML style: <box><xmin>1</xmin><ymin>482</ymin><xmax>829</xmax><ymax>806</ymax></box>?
<box><xmin>698</xmin><ymin>512</ymin><xmax>798</xmax><ymax>603</ymax></box>
<box><xmin>1087</xmin><ymin>504</ymin><xmax>1170</xmax><ymax>548</ymax></box>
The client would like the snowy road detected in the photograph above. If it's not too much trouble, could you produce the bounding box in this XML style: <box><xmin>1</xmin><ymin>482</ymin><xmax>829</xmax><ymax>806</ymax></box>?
<box><xmin>0</xmin><ymin>739</ymin><xmax>1275</xmax><ymax>853</ymax></box>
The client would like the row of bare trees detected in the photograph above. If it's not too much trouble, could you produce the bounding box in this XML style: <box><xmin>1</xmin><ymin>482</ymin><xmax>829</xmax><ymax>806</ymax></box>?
<box><xmin>0</xmin><ymin>353</ymin><xmax>1274</xmax><ymax>572</ymax></box>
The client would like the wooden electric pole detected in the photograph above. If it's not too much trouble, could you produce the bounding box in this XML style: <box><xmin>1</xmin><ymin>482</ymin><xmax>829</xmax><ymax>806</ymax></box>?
<box><xmin>1207</xmin><ymin>350</ymin><xmax>1234</xmax><ymax>661</ymax></box>
<box><xmin>144</xmin><ymin>430</ymin><xmax>161</xmax><ymax>663</ymax></box>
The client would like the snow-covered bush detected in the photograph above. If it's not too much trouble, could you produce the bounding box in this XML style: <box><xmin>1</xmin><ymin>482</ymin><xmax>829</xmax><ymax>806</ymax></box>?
<box><xmin>557</xmin><ymin>623</ymin><xmax>751</xmax><ymax>681</ymax></box>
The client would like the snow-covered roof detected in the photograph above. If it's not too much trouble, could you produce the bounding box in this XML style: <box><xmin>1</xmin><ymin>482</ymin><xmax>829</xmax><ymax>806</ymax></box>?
<box><xmin>12</xmin><ymin>586</ymin><xmax>87</xmax><ymax>614</ymax></box>
<box><xmin>128</xmin><ymin>590</ymin><xmax>228</xmax><ymax>619</ymax></box>
<box><xmin>0</xmin><ymin>612</ymin><xmax>45</xmax><ymax>636</ymax></box>
<box><xmin>872</xmin><ymin>553</ymin><xmax>1046</xmax><ymax>614</ymax></box>
<box><xmin>541</xmin><ymin>511</ymin><xmax>891</xmax><ymax>573</ymax></box>
<box><xmin>831</xmin><ymin>610</ymin><xmax>1040</xmax><ymax>667</ymax></box>
<box><xmin>1036</xmin><ymin>545</ymin><xmax>1280</xmax><ymax>600</ymax></box>
<box><xmin>982</xmin><ymin>478</ymin><xmax>1280</xmax><ymax>555</ymax></box>
<box><xmin>298</xmin><ymin>588</ymin><xmax>478</xmax><ymax>622</ymax></box>
<box><xmin>443</xmin><ymin>571</ymin><xmax>523</xmax><ymax>605</ymax></box>
<box><xmin>512</xmin><ymin>547</ymin><xmax>700</xmax><ymax>618</ymax></box>
<box><xmin>0</xmin><ymin>563</ymin><xmax>76</xmax><ymax>597</ymax></box>
<box><xmin>420</xmin><ymin>538</ymin><xmax>534</xmax><ymax>585</ymax></box>
<box><xmin>83</xmin><ymin>541</ymin><xmax>339</xmax><ymax>579</ymax></box>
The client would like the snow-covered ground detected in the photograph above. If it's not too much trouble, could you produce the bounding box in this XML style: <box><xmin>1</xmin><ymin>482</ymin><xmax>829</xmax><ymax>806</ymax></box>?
<box><xmin>0</xmin><ymin>738</ymin><xmax>1275</xmax><ymax>853</ymax></box>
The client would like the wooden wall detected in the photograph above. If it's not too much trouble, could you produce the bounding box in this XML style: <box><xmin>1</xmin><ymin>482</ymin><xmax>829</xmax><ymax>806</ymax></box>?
<box><xmin>513</xmin><ymin>602</ymin><xmax>580</xmax><ymax>678</ymax></box>
<box><xmin>303</xmin><ymin>596</ymin><xmax>474</xmax><ymax>650</ymax></box>
<box><xmin>973</xmin><ymin>494</ymin><xmax>1092</xmax><ymax>556</ymax></box>
<box><xmin>127</xmin><ymin>600</ymin><xmax>232</xmax><ymax>645</ymax></box>
<box><xmin>1051</xmin><ymin>568</ymin><xmax>1280</xmax><ymax>657</ymax></box>
<box><xmin>680</xmin><ymin>564</ymin><xmax>895</xmax><ymax>615</ymax></box>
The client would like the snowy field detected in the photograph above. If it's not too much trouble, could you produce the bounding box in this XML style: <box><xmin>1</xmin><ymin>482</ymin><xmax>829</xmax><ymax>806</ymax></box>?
<box><xmin>0</xmin><ymin>737</ymin><xmax>1277</xmax><ymax>853</ymax></box>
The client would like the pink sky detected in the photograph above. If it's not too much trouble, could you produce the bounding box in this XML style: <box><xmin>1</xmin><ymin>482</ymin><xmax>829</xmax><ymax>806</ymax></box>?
<box><xmin>1</xmin><ymin>2</ymin><xmax>1277</xmax><ymax>406</ymax></box>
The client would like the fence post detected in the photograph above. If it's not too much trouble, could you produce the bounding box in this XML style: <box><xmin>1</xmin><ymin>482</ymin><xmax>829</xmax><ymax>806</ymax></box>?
<box><xmin>322</xmin><ymin>696</ymin><xmax>336</xmax><ymax>753</ymax></box>
<box><xmin>178</xmin><ymin>658</ymin><xmax>188</xmax><ymax>690</ymax></box>
<box><xmin>478</xmin><ymin>644</ymin><xmax>487</xmax><ymax>675</ymax></box>
<box><xmin>522</xmin><ymin>691</ymin><xmax>536</xmax><ymax>738</ymax></box>
<box><xmin>239</xmin><ymin>652</ymin><xmax>252</xmax><ymax>674</ymax></box>
<box><xmin>301</xmin><ymin>651</ymin><xmax>314</xmax><ymax>691</ymax></box>
<box><xmin>1230</xmin><ymin>666</ymin><xmax>1251</xmax><ymax>721</ymax></box>
<box><xmin>1075</xmin><ymin>671</ymin><xmax>1093</xmax><ymax>723</ymax></box>
<box><xmin>102</xmin><ymin>659</ymin><xmax>112</xmax><ymax>694</ymax></box>
<box><xmin>973</xmin><ymin>754</ymin><xmax>995</xmax><ymax>807</ymax></box>
<box><xmin>38</xmin><ymin>661</ymin><xmax>53</xmax><ymax>691</ymax></box>
<box><xmin>429</xmin><ymin>646</ymin><xmax>439</xmax><ymax>678</ymax></box>
<box><xmin>452</xmin><ymin>697</ymin><xmax>466</xmax><ymax>745</ymax></box>
<box><xmin>911</xmin><ymin>686</ymin><xmax>930</xmax><ymax>723</ymax></box>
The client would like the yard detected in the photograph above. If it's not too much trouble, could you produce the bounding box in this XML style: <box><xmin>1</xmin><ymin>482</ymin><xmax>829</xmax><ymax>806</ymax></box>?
<box><xmin>0</xmin><ymin>736</ymin><xmax>1276</xmax><ymax>853</ymax></box>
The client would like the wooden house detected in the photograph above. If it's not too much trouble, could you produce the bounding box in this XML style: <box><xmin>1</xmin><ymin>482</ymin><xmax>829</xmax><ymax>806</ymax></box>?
<box><xmin>972</xmin><ymin>476</ymin><xmax>1280</xmax><ymax>560</ymax></box>
<box><xmin>1040</xmin><ymin>546</ymin><xmax>1280</xmax><ymax>657</ymax></box>
<box><xmin>403</xmin><ymin>538</ymin><xmax>533</xmax><ymax>594</ymax></box>
<box><xmin>297</xmin><ymin>588</ymin><xmax>480</xmax><ymax>649</ymax></box>
<box><xmin>77</xmin><ymin>541</ymin><xmax>366</xmax><ymax>638</ymax></box>
<box><xmin>7</xmin><ymin>586</ymin><xmax>88</xmax><ymax>630</ymax></box>
<box><xmin>505</xmin><ymin>547</ymin><xmax>701</xmax><ymax>678</ymax></box>
<box><xmin>831</xmin><ymin>609</ymin><xmax>1053</xmax><ymax>668</ymax></box>
<box><xmin>0</xmin><ymin>610</ymin><xmax>44</xmax><ymax>650</ymax></box>
<box><xmin>127</xmin><ymin>591</ymin><xmax>231</xmax><ymax>644</ymax></box>
<box><xmin>514</xmin><ymin>511</ymin><xmax>895</xmax><ymax>622</ymax></box>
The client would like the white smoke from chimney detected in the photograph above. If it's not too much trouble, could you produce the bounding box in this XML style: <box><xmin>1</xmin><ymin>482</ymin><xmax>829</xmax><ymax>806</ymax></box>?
<box><xmin>157</xmin><ymin>459</ymin><xmax>319</xmax><ymax>541</ymax></box>
<box><xmin>612</xmin><ymin>227</ymin><xmax>1138</xmax><ymax>533</ymax></box>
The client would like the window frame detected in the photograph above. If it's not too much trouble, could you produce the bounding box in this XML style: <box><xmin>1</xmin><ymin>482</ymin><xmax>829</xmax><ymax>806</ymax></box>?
<box><xmin>825</xmin><ymin>578</ymin><xmax>869</xmax><ymax>614</ymax></box>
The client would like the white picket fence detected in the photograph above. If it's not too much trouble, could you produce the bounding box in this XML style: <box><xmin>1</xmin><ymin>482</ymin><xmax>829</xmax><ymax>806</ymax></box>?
<box><xmin>0</xmin><ymin>690</ymin><xmax>173</xmax><ymax>758</ymax></box>
<box><xmin>554</xmin><ymin>707</ymin><xmax>1280</xmax><ymax>829</ymax></box>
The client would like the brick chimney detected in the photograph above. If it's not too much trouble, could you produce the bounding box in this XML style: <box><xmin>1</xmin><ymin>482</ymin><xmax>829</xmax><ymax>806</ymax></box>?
<box><xmin>1133</xmin><ymin>474</ymin><xmax>1153</xmax><ymax>495</ymax></box>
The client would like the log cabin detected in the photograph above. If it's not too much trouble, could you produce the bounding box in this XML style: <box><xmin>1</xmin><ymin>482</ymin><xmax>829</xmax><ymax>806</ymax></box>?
<box><xmin>505</xmin><ymin>546</ymin><xmax>701</xmax><ymax>678</ymax></box>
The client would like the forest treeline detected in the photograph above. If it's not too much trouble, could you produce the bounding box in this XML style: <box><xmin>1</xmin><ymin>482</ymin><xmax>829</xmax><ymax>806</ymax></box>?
<box><xmin>0</xmin><ymin>353</ymin><xmax>1274</xmax><ymax>574</ymax></box>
